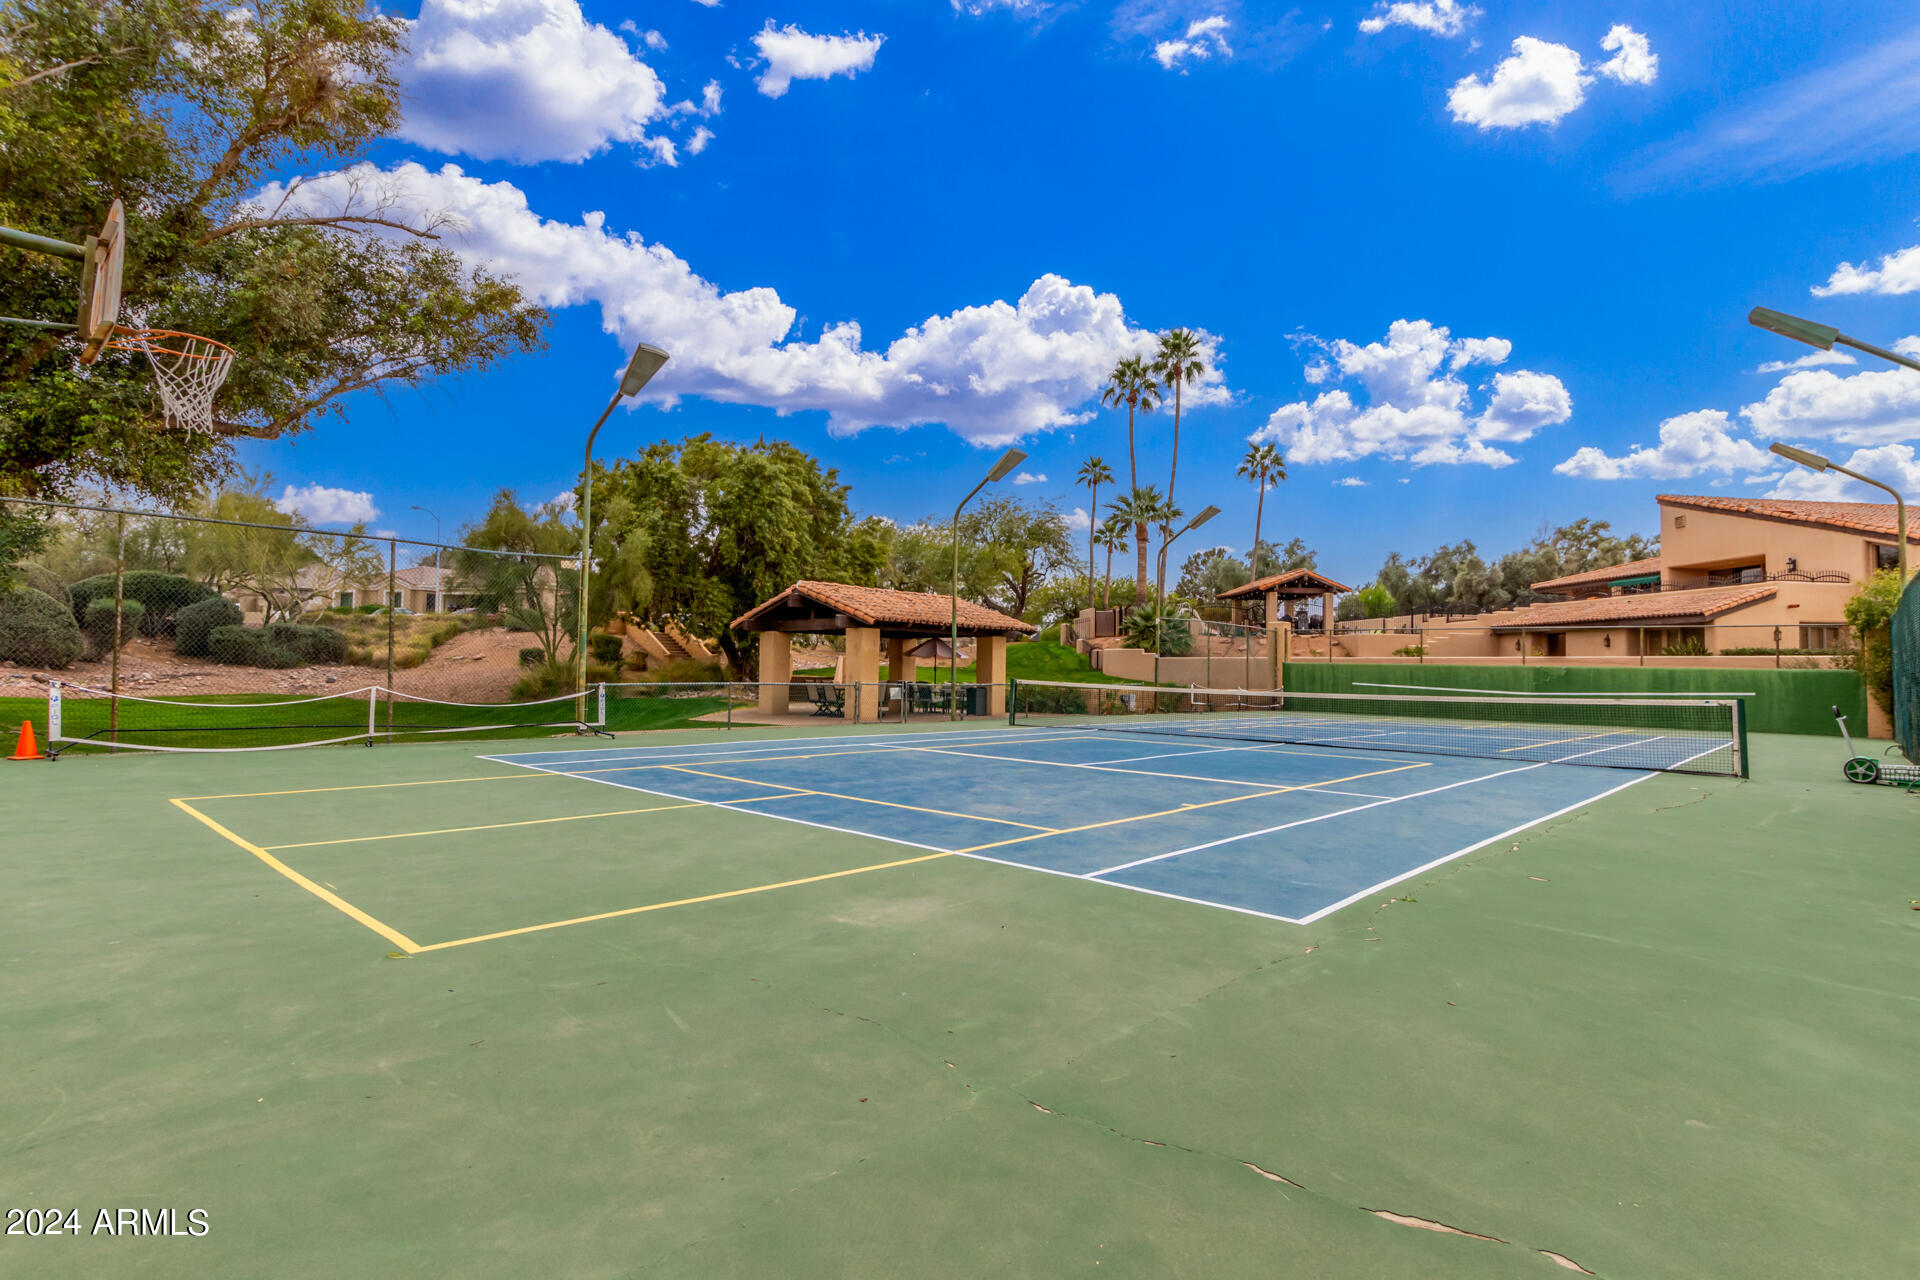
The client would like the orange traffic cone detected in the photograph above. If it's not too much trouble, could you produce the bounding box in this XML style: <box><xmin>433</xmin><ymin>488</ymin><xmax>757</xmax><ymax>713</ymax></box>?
<box><xmin>9</xmin><ymin>720</ymin><xmax>44</xmax><ymax>761</ymax></box>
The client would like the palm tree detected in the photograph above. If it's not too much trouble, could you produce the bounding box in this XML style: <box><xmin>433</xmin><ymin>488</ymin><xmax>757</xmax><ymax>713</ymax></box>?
<box><xmin>1109</xmin><ymin>485</ymin><xmax>1166</xmax><ymax>604</ymax></box>
<box><xmin>1093</xmin><ymin>514</ymin><xmax>1129</xmax><ymax>609</ymax></box>
<box><xmin>1236</xmin><ymin>442</ymin><xmax>1287</xmax><ymax>580</ymax></box>
<box><xmin>1151</xmin><ymin>330</ymin><xmax>1207</xmax><ymax>506</ymax></box>
<box><xmin>1099</xmin><ymin>357</ymin><xmax>1162</xmax><ymax>500</ymax></box>
<box><xmin>1075</xmin><ymin>456</ymin><xmax>1113</xmax><ymax>613</ymax></box>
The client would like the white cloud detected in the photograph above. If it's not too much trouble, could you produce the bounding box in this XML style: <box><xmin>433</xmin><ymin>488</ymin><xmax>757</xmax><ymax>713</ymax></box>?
<box><xmin>1335</xmin><ymin>477</ymin><xmax>1368</xmax><ymax>487</ymax></box>
<box><xmin>1154</xmin><ymin>15</ymin><xmax>1232</xmax><ymax>70</ymax></box>
<box><xmin>276</xmin><ymin>484</ymin><xmax>379</xmax><ymax>525</ymax></box>
<box><xmin>401</xmin><ymin>0</ymin><xmax>674</xmax><ymax>164</ymax></box>
<box><xmin>1065</xmin><ymin>506</ymin><xmax>1092</xmax><ymax>532</ymax></box>
<box><xmin>251</xmin><ymin>163</ymin><xmax>1231</xmax><ymax>446</ymax></box>
<box><xmin>1553</xmin><ymin>410</ymin><xmax>1774</xmax><ymax>480</ymax></box>
<box><xmin>1766</xmin><ymin>444</ymin><xmax>1920</xmax><ymax>501</ymax></box>
<box><xmin>1596</xmin><ymin>25</ymin><xmax>1656</xmax><ymax>85</ymax></box>
<box><xmin>686</xmin><ymin>126</ymin><xmax>714</xmax><ymax>155</ymax></box>
<box><xmin>1756</xmin><ymin>350</ymin><xmax>1856</xmax><ymax>374</ymax></box>
<box><xmin>1358</xmin><ymin>0</ymin><xmax>1480</xmax><ymax>38</ymax></box>
<box><xmin>618</xmin><ymin>22</ymin><xmax>667</xmax><ymax>52</ymax></box>
<box><xmin>1740</xmin><ymin>354</ymin><xmax>1920</xmax><ymax>447</ymax></box>
<box><xmin>1813</xmin><ymin>242</ymin><xmax>1920</xmax><ymax>297</ymax></box>
<box><xmin>1012</xmin><ymin>471</ymin><xmax>1048</xmax><ymax>484</ymax></box>
<box><xmin>1449</xmin><ymin>37</ymin><xmax>1590</xmax><ymax>130</ymax></box>
<box><xmin>753</xmin><ymin>23</ymin><xmax>884</xmax><ymax>98</ymax></box>
<box><xmin>1250</xmin><ymin>319</ymin><xmax>1570</xmax><ymax>468</ymax></box>
<box><xmin>953</xmin><ymin>0</ymin><xmax>1046</xmax><ymax>12</ymax></box>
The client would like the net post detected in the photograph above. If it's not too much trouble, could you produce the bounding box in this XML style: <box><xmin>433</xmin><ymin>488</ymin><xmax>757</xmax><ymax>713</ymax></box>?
<box><xmin>47</xmin><ymin>680</ymin><xmax>61</xmax><ymax>753</ymax></box>
<box><xmin>596</xmin><ymin>682</ymin><xmax>607</xmax><ymax>729</ymax></box>
<box><xmin>109</xmin><ymin>512</ymin><xmax>125</xmax><ymax>749</ymax></box>
<box><xmin>366</xmin><ymin>687</ymin><xmax>377</xmax><ymax>744</ymax></box>
<box><xmin>1007</xmin><ymin>678</ymin><xmax>1018</xmax><ymax>726</ymax></box>
<box><xmin>1733</xmin><ymin>699</ymin><xmax>1749</xmax><ymax>779</ymax></box>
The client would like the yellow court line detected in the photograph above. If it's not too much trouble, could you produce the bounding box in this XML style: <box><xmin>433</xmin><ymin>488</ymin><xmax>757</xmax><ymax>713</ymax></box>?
<box><xmin>1498</xmin><ymin>731</ymin><xmax>1615</xmax><ymax>753</ymax></box>
<box><xmin>411</xmin><ymin>852</ymin><xmax>953</xmax><ymax>952</ymax></box>
<box><xmin>952</xmin><ymin>761</ymin><xmax>1430</xmax><ymax>854</ymax></box>
<box><xmin>663</xmin><ymin>765</ymin><xmax>1059</xmax><ymax>832</ymax></box>
<box><xmin>181</xmin><ymin>772</ymin><xmax>559</xmax><ymax>801</ymax></box>
<box><xmin>258</xmin><ymin>793</ymin><xmax>814</xmax><ymax>851</ymax></box>
<box><xmin>169</xmin><ymin>799</ymin><xmax>423</xmax><ymax>954</ymax></box>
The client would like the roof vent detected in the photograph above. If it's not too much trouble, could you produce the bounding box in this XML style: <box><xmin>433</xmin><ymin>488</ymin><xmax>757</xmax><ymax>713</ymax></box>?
<box><xmin>1674</xmin><ymin>514</ymin><xmax>1688</xmax><ymax>528</ymax></box>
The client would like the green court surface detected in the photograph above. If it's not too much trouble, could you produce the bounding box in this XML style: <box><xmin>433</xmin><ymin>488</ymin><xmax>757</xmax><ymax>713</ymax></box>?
<box><xmin>3</xmin><ymin>723</ymin><xmax>1917</xmax><ymax>1277</ymax></box>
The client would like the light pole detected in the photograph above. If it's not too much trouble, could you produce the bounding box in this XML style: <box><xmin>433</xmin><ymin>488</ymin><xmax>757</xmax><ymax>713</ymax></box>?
<box><xmin>1749</xmin><ymin>307</ymin><xmax>1920</xmax><ymax>375</ymax></box>
<box><xmin>1154</xmin><ymin>505</ymin><xmax>1220</xmax><ymax>671</ymax></box>
<box><xmin>1768</xmin><ymin>443</ymin><xmax>1910</xmax><ymax>583</ymax></box>
<box><xmin>577</xmin><ymin>343</ymin><xmax>671</xmax><ymax>721</ymax></box>
<box><xmin>950</xmin><ymin>447</ymin><xmax>1027</xmax><ymax>719</ymax></box>
<box><xmin>410</xmin><ymin>505</ymin><xmax>441</xmax><ymax>611</ymax></box>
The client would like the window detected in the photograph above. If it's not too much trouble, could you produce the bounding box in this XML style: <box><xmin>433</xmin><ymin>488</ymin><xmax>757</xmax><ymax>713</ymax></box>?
<box><xmin>424</xmin><ymin>593</ymin><xmax>437</xmax><ymax>612</ymax></box>
<box><xmin>1874</xmin><ymin>543</ymin><xmax>1900</xmax><ymax>572</ymax></box>
<box><xmin>1800</xmin><ymin>624</ymin><xmax>1844</xmax><ymax>651</ymax></box>
<box><xmin>390</xmin><ymin>591</ymin><xmax>402</xmax><ymax>607</ymax></box>
<box><xmin>336</xmin><ymin>590</ymin><xmax>354</xmax><ymax>608</ymax></box>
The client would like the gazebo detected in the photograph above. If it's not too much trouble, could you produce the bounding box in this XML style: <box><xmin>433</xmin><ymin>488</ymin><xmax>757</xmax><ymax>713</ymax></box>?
<box><xmin>1218</xmin><ymin>569</ymin><xmax>1353</xmax><ymax>634</ymax></box>
<box><xmin>731</xmin><ymin>581</ymin><xmax>1037</xmax><ymax>722</ymax></box>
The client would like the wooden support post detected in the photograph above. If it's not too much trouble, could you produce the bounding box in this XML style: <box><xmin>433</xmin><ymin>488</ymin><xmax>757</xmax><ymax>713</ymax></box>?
<box><xmin>846</xmin><ymin>626</ymin><xmax>881</xmax><ymax>722</ymax></box>
<box><xmin>977</xmin><ymin>634</ymin><xmax>1008</xmax><ymax>716</ymax></box>
<box><xmin>758</xmin><ymin>631</ymin><xmax>792</xmax><ymax>715</ymax></box>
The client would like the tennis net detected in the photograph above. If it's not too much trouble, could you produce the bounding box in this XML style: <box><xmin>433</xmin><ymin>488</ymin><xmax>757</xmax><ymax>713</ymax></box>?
<box><xmin>46</xmin><ymin>681</ymin><xmax>608</xmax><ymax>755</ymax></box>
<box><xmin>1009</xmin><ymin>680</ymin><xmax>1746</xmax><ymax>777</ymax></box>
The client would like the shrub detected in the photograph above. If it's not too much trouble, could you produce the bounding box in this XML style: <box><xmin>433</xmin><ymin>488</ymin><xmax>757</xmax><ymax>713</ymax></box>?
<box><xmin>0</xmin><ymin>587</ymin><xmax>85</xmax><ymax>669</ymax></box>
<box><xmin>512</xmin><ymin>659</ymin><xmax>572</xmax><ymax>700</ymax></box>
<box><xmin>264</xmin><ymin>623</ymin><xmax>349</xmax><ymax>665</ymax></box>
<box><xmin>81</xmin><ymin>597</ymin><xmax>145</xmax><ymax>658</ymax></box>
<box><xmin>1392</xmin><ymin>644</ymin><xmax>1427</xmax><ymax>657</ymax></box>
<box><xmin>1661</xmin><ymin>636</ymin><xmax>1709</xmax><ymax>656</ymax></box>
<box><xmin>1842</xmin><ymin>569</ymin><xmax>1904</xmax><ymax>718</ymax></box>
<box><xmin>174</xmin><ymin>596</ymin><xmax>244</xmax><ymax>657</ymax></box>
<box><xmin>589</xmin><ymin>633</ymin><xmax>624</xmax><ymax>664</ymax></box>
<box><xmin>357</xmin><ymin>603</ymin><xmax>383</xmax><ymax>614</ymax></box>
<box><xmin>1122</xmin><ymin>603</ymin><xmax>1193</xmax><ymax>656</ymax></box>
<box><xmin>207</xmin><ymin>625</ymin><xmax>301</xmax><ymax>668</ymax></box>
<box><xmin>68</xmin><ymin>572</ymin><xmax>215</xmax><ymax>637</ymax></box>
<box><xmin>519</xmin><ymin>647</ymin><xmax>545</xmax><ymax>668</ymax></box>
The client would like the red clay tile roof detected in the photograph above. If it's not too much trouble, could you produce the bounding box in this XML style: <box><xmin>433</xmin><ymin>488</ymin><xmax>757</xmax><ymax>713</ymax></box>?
<box><xmin>732</xmin><ymin>581</ymin><xmax>1037</xmax><ymax>634</ymax></box>
<box><xmin>1659</xmin><ymin>494</ymin><xmax>1920</xmax><ymax>541</ymax></box>
<box><xmin>1530</xmin><ymin>555</ymin><xmax>1663</xmax><ymax>594</ymax></box>
<box><xmin>1217</xmin><ymin>568</ymin><xmax>1354</xmax><ymax>599</ymax></box>
<box><xmin>1486</xmin><ymin>584</ymin><xmax>1776</xmax><ymax>630</ymax></box>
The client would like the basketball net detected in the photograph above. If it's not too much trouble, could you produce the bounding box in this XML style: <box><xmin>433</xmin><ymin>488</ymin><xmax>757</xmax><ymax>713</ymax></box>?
<box><xmin>106</xmin><ymin>328</ymin><xmax>236</xmax><ymax>435</ymax></box>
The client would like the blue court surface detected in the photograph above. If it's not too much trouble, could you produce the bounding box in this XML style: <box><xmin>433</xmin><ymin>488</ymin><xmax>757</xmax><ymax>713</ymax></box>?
<box><xmin>484</xmin><ymin>724</ymin><xmax>1665</xmax><ymax>925</ymax></box>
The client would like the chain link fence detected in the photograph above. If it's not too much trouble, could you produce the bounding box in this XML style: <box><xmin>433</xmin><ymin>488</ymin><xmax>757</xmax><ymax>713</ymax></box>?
<box><xmin>1893</xmin><ymin>578</ymin><xmax>1918</xmax><ymax>762</ymax></box>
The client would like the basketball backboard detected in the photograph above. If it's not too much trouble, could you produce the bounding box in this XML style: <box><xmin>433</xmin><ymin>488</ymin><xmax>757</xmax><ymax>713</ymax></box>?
<box><xmin>77</xmin><ymin>199</ymin><xmax>124</xmax><ymax>364</ymax></box>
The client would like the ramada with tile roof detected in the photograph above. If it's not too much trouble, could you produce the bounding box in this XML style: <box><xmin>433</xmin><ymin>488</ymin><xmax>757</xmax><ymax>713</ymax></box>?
<box><xmin>732</xmin><ymin>580</ymin><xmax>1035</xmax><ymax>636</ymax></box>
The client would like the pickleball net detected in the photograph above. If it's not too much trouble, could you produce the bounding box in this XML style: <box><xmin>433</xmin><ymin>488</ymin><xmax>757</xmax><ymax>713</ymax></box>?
<box><xmin>1008</xmin><ymin>680</ymin><xmax>1746</xmax><ymax>777</ymax></box>
<box><xmin>45</xmin><ymin>681</ymin><xmax>608</xmax><ymax>755</ymax></box>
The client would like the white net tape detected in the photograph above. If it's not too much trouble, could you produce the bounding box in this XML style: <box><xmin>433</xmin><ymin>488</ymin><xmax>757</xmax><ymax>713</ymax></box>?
<box><xmin>132</xmin><ymin>331</ymin><xmax>235</xmax><ymax>434</ymax></box>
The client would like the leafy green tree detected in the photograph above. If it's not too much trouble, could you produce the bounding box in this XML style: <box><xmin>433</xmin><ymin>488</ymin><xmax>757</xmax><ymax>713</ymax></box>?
<box><xmin>1842</xmin><ymin>569</ymin><xmax>1906</xmax><ymax>719</ymax></box>
<box><xmin>1352</xmin><ymin>583</ymin><xmax>1395</xmax><ymax>618</ymax></box>
<box><xmin>1108</xmin><ymin>485</ymin><xmax>1166</xmax><ymax>602</ymax></box>
<box><xmin>600</xmin><ymin>435</ymin><xmax>881</xmax><ymax>676</ymax></box>
<box><xmin>1251</xmin><ymin>536</ymin><xmax>1316</xmax><ymax>579</ymax></box>
<box><xmin>1175</xmin><ymin>546</ymin><xmax>1250</xmax><ymax>605</ymax></box>
<box><xmin>1092</xmin><ymin>513</ymin><xmax>1129</xmax><ymax>609</ymax></box>
<box><xmin>1074</xmin><ymin>455</ymin><xmax>1112</xmax><ymax>612</ymax></box>
<box><xmin>958</xmin><ymin>495</ymin><xmax>1074</xmax><ymax>619</ymax></box>
<box><xmin>0</xmin><ymin>0</ymin><xmax>546</xmax><ymax>520</ymax></box>
<box><xmin>1151</xmin><ymin>329</ymin><xmax>1206</xmax><ymax>507</ymax></box>
<box><xmin>453</xmin><ymin>489</ymin><xmax>579</xmax><ymax>665</ymax></box>
<box><xmin>1236</xmin><ymin>443</ymin><xmax>1286</xmax><ymax>577</ymax></box>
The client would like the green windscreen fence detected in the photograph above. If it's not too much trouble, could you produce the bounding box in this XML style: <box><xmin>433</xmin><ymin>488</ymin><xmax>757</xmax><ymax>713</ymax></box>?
<box><xmin>1894</xmin><ymin>578</ymin><xmax>1919</xmax><ymax>763</ymax></box>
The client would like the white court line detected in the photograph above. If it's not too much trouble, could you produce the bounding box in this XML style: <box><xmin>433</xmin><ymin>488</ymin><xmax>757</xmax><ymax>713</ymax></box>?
<box><xmin>947</xmin><ymin>847</ymin><xmax>1303</xmax><ymax>924</ymax></box>
<box><xmin>1086</xmin><ymin>761</ymin><xmax>1556</xmax><ymax>878</ymax></box>
<box><xmin>481</xmin><ymin>726</ymin><xmax>1070</xmax><ymax>770</ymax></box>
<box><xmin>1289</xmin><ymin>770</ymin><xmax>1662</xmax><ymax>925</ymax></box>
<box><xmin>911</xmin><ymin>744</ymin><xmax>1323</xmax><ymax>791</ymax></box>
<box><xmin>482</xmin><ymin>757</ymin><xmax>955</xmax><ymax>856</ymax></box>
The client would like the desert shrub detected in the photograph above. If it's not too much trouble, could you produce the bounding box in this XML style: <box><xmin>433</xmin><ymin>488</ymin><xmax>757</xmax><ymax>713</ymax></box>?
<box><xmin>1661</xmin><ymin>636</ymin><xmax>1709</xmax><ymax>656</ymax></box>
<box><xmin>69</xmin><ymin>572</ymin><xmax>215</xmax><ymax>637</ymax></box>
<box><xmin>174</xmin><ymin>596</ymin><xmax>244</xmax><ymax>657</ymax></box>
<box><xmin>1392</xmin><ymin>644</ymin><xmax>1427</xmax><ymax>657</ymax></box>
<box><xmin>519</xmin><ymin>647</ymin><xmax>545</xmax><ymax>668</ymax></box>
<box><xmin>512</xmin><ymin>659</ymin><xmax>572</xmax><ymax>700</ymax></box>
<box><xmin>0</xmin><ymin>587</ymin><xmax>84</xmax><ymax>668</ymax></box>
<box><xmin>207</xmin><ymin>625</ymin><xmax>301</xmax><ymax>668</ymax></box>
<box><xmin>1122</xmin><ymin>603</ymin><xmax>1193</xmax><ymax>656</ymax></box>
<box><xmin>81</xmin><ymin>597</ymin><xmax>145</xmax><ymax>658</ymax></box>
<box><xmin>589</xmin><ymin>633</ymin><xmax>624</xmax><ymax>664</ymax></box>
<box><xmin>265</xmin><ymin>623</ymin><xmax>350</xmax><ymax>664</ymax></box>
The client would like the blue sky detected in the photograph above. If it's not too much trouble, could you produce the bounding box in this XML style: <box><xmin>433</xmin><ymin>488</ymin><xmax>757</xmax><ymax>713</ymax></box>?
<box><xmin>241</xmin><ymin>0</ymin><xmax>1920</xmax><ymax>586</ymax></box>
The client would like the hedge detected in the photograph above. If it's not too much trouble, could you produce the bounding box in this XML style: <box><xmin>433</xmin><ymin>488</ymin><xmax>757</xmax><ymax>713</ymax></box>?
<box><xmin>264</xmin><ymin>622</ymin><xmax>350</xmax><ymax>665</ymax></box>
<box><xmin>68</xmin><ymin>572</ymin><xmax>216</xmax><ymax>637</ymax></box>
<box><xmin>206</xmin><ymin>625</ymin><xmax>301</xmax><ymax>669</ymax></box>
<box><xmin>81</xmin><ymin>597</ymin><xmax>144</xmax><ymax>658</ymax></box>
<box><xmin>0</xmin><ymin>587</ymin><xmax>85</xmax><ymax>669</ymax></box>
<box><xmin>174</xmin><ymin>596</ymin><xmax>244</xmax><ymax>657</ymax></box>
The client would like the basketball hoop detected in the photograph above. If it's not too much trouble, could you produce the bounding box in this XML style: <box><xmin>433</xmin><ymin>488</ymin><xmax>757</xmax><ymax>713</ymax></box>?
<box><xmin>103</xmin><ymin>327</ymin><xmax>236</xmax><ymax>435</ymax></box>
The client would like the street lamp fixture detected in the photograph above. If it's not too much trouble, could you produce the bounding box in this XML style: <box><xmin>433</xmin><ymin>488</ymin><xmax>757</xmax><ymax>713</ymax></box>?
<box><xmin>577</xmin><ymin>343</ymin><xmax>671</xmax><ymax>719</ymax></box>
<box><xmin>1749</xmin><ymin>306</ymin><xmax>1920</xmax><ymax>374</ymax></box>
<box><xmin>1768</xmin><ymin>442</ymin><xmax>1910</xmax><ymax>583</ymax></box>
<box><xmin>1154</xmin><ymin>504</ymin><xmax>1221</xmax><ymax>664</ymax></box>
<box><xmin>950</xmin><ymin>447</ymin><xmax>1027</xmax><ymax>719</ymax></box>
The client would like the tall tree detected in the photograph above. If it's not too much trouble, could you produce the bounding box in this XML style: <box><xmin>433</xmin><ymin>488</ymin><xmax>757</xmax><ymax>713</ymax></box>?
<box><xmin>1109</xmin><ymin>485</ymin><xmax>1167</xmax><ymax>602</ymax></box>
<box><xmin>1075</xmin><ymin>455</ymin><xmax>1112</xmax><ymax>613</ymax></box>
<box><xmin>1093</xmin><ymin>514</ymin><xmax>1129</xmax><ymax>609</ymax></box>
<box><xmin>1150</xmin><ymin>329</ymin><xmax>1206</xmax><ymax>506</ymax></box>
<box><xmin>1099</xmin><ymin>357</ymin><xmax>1160</xmax><ymax>604</ymax></box>
<box><xmin>1235</xmin><ymin>442</ymin><xmax>1286</xmax><ymax>580</ymax></box>
<box><xmin>0</xmin><ymin>0</ymin><xmax>547</xmax><ymax>520</ymax></box>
